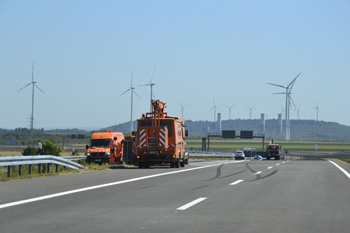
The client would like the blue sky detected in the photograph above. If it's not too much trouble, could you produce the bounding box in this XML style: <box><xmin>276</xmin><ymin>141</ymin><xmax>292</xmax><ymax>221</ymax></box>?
<box><xmin>1</xmin><ymin>0</ymin><xmax>349</xmax><ymax>129</ymax></box>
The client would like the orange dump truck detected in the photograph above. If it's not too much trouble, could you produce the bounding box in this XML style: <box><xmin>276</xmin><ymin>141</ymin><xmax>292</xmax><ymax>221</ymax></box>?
<box><xmin>135</xmin><ymin>100</ymin><xmax>188</xmax><ymax>168</ymax></box>
<box><xmin>86</xmin><ymin>130</ymin><xmax>124</xmax><ymax>164</ymax></box>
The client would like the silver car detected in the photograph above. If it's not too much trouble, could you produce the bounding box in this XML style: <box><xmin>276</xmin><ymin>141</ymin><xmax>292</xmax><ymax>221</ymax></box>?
<box><xmin>235</xmin><ymin>150</ymin><xmax>245</xmax><ymax>160</ymax></box>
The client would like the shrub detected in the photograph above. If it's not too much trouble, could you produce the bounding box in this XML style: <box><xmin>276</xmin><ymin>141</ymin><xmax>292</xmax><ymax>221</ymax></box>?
<box><xmin>42</xmin><ymin>140</ymin><xmax>63</xmax><ymax>156</ymax></box>
<box><xmin>22</xmin><ymin>146</ymin><xmax>38</xmax><ymax>156</ymax></box>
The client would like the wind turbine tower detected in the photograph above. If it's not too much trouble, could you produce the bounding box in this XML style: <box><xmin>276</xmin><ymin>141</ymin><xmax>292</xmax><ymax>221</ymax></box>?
<box><xmin>179</xmin><ymin>102</ymin><xmax>189</xmax><ymax>118</ymax></box>
<box><xmin>18</xmin><ymin>63</ymin><xmax>45</xmax><ymax>138</ymax></box>
<box><xmin>246</xmin><ymin>105</ymin><xmax>255</xmax><ymax>120</ymax></box>
<box><xmin>119</xmin><ymin>70</ymin><xmax>140</xmax><ymax>132</ymax></box>
<box><xmin>139</xmin><ymin>66</ymin><xmax>156</xmax><ymax>112</ymax></box>
<box><xmin>209</xmin><ymin>99</ymin><xmax>218</xmax><ymax>122</ymax></box>
<box><xmin>224</xmin><ymin>104</ymin><xmax>234</xmax><ymax>120</ymax></box>
<box><xmin>314</xmin><ymin>102</ymin><xmax>320</xmax><ymax>121</ymax></box>
<box><xmin>267</xmin><ymin>73</ymin><xmax>301</xmax><ymax>140</ymax></box>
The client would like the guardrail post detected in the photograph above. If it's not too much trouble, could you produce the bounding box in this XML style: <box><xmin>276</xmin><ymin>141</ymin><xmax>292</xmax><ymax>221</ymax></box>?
<box><xmin>29</xmin><ymin>164</ymin><xmax>32</xmax><ymax>175</ymax></box>
<box><xmin>7</xmin><ymin>166</ymin><xmax>11</xmax><ymax>177</ymax></box>
<box><xmin>55</xmin><ymin>164</ymin><xmax>59</xmax><ymax>173</ymax></box>
<box><xmin>47</xmin><ymin>164</ymin><xmax>51</xmax><ymax>173</ymax></box>
<box><xmin>38</xmin><ymin>164</ymin><xmax>42</xmax><ymax>174</ymax></box>
<box><xmin>19</xmin><ymin>165</ymin><xmax>22</xmax><ymax>176</ymax></box>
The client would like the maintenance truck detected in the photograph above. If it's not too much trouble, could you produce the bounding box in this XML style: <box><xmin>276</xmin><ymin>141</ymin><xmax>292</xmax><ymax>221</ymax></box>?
<box><xmin>135</xmin><ymin>99</ymin><xmax>188</xmax><ymax>168</ymax></box>
<box><xmin>86</xmin><ymin>130</ymin><xmax>124</xmax><ymax>164</ymax></box>
<box><xmin>266</xmin><ymin>139</ymin><xmax>281</xmax><ymax>160</ymax></box>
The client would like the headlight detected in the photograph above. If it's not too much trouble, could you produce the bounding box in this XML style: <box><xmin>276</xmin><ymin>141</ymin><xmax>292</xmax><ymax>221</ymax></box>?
<box><xmin>106</xmin><ymin>152</ymin><xmax>110</xmax><ymax>156</ymax></box>
<box><xmin>87</xmin><ymin>153</ymin><xmax>91</xmax><ymax>156</ymax></box>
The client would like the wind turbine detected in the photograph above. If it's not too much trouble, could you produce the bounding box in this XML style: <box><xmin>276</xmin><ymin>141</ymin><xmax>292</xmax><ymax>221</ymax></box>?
<box><xmin>224</xmin><ymin>104</ymin><xmax>235</xmax><ymax>120</ymax></box>
<box><xmin>209</xmin><ymin>98</ymin><xmax>218</xmax><ymax>122</ymax></box>
<box><xmin>178</xmin><ymin>102</ymin><xmax>189</xmax><ymax>118</ymax></box>
<box><xmin>119</xmin><ymin>70</ymin><xmax>140</xmax><ymax>132</ymax></box>
<box><xmin>314</xmin><ymin>102</ymin><xmax>320</xmax><ymax>121</ymax></box>
<box><xmin>139</xmin><ymin>66</ymin><xmax>156</xmax><ymax>112</ymax></box>
<box><xmin>267</xmin><ymin>72</ymin><xmax>301</xmax><ymax>140</ymax></box>
<box><xmin>294</xmin><ymin>104</ymin><xmax>301</xmax><ymax>120</ymax></box>
<box><xmin>18</xmin><ymin>63</ymin><xmax>44</xmax><ymax>138</ymax></box>
<box><xmin>245</xmin><ymin>105</ymin><xmax>255</xmax><ymax>120</ymax></box>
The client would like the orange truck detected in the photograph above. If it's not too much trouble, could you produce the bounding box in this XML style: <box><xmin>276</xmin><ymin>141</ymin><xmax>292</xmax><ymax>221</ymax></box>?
<box><xmin>135</xmin><ymin>100</ymin><xmax>188</xmax><ymax>168</ymax></box>
<box><xmin>266</xmin><ymin>139</ymin><xmax>281</xmax><ymax>160</ymax></box>
<box><xmin>86</xmin><ymin>130</ymin><xmax>124</xmax><ymax>164</ymax></box>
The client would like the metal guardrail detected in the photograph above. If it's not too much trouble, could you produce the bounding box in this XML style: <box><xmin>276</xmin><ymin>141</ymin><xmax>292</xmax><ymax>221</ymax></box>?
<box><xmin>0</xmin><ymin>155</ymin><xmax>85</xmax><ymax>170</ymax></box>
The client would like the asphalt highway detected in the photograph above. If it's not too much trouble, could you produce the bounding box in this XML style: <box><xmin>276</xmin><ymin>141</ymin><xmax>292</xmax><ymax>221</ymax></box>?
<box><xmin>1</xmin><ymin>159</ymin><xmax>350</xmax><ymax>233</ymax></box>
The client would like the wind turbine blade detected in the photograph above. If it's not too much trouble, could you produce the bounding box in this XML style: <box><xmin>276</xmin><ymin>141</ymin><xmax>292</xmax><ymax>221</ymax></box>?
<box><xmin>18</xmin><ymin>83</ymin><xmax>32</xmax><ymax>92</ymax></box>
<box><xmin>138</xmin><ymin>83</ymin><xmax>150</xmax><ymax>87</ymax></box>
<box><xmin>289</xmin><ymin>72</ymin><xmax>301</xmax><ymax>91</ymax></box>
<box><xmin>267</xmin><ymin>82</ymin><xmax>286</xmax><ymax>89</ymax></box>
<box><xmin>272</xmin><ymin>92</ymin><xmax>287</xmax><ymax>95</ymax></box>
<box><xmin>133</xmin><ymin>90</ymin><xmax>141</xmax><ymax>98</ymax></box>
<box><xmin>150</xmin><ymin>66</ymin><xmax>156</xmax><ymax>83</ymax></box>
<box><xmin>119</xmin><ymin>89</ymin><xmax>131</xmax><ymax>97</ymax></box>
<box><xmin>289</xmin><ymin>96</ymin><xmax>296</xmax><ymax>109</ymax></box>
<box><xmin>34</xmin><ymin>84</ymin><xmax>45</xmax><ymax>93</ymax></box>
<box><xmin>209</xmin><ymin>106</ymin><xmax>215</xmax><ymax>111</ymax></box>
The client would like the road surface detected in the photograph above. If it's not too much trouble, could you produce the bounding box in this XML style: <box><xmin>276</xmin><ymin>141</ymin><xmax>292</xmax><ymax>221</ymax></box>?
<box><xmin>1</xmin><ymin>159</ymin><xmax>350</xmax><ymax>233</ymax></box>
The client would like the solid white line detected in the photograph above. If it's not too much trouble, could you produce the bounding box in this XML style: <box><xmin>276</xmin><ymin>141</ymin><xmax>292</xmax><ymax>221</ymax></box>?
<box><xmin>254</xmin><ymin>171</ymin><xmax>262</xmax><ymax>175</ymax></box>
<box><xmin>0</xmin><ymin>162</ymin><xmax>237</xmax><ymax>210</ymax></box>
<box><xmin>229</xmin><ymin>179</ymin><xmax>244</xmax><ymax>186</ymax></box>
<box><xmin>176</xmin><ymin>197</ymin><xmax>207</xmax><ymax>210</ymax></box>
<box><xmin>276</xmin><ymin>163</ymin><xmax>280</xmax><ymax>166</ymax></box>
<box><xmin>267</xmin><ymin>166</ymin><xmax>273</xmax><ymax>169</ymax></box>
<box><xmin>329</xmin><ymin>161</ymin><xmax>350</xmax><ymax>180</ymax></box>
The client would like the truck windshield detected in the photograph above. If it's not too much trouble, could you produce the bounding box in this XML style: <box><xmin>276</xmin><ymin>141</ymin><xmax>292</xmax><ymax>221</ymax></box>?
<box><xmin>91</xmin><ymin>139</ymin><xmax>111</xmax><ymax>148</ymax></box>
<box><xmin>268</xmin><ymin>145</ymin><xmax>280</xmax><ymax>149</ymax></box>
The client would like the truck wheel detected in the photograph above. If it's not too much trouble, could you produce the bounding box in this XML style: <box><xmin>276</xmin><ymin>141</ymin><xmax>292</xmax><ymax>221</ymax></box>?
<box><xmin>175</xmin><ymin>159</ymin><xmax>180</xmax><ymax>168</ymax></box>
<box><xmin>180</xmin><ymin>160</ymin><xmax>185</xmax><ymax>167</ymax></box>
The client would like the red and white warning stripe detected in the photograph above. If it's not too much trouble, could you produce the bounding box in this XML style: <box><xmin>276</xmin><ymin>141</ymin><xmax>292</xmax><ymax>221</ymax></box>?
<box><xmin>139</xmin><ymin>129</ymin><xmax>147</xmax><ymax>148</ymax></box>
<box><xmin>159</xmin><ymin>128</ymin><xmax>167</xmax><ymax>147</ymax></box>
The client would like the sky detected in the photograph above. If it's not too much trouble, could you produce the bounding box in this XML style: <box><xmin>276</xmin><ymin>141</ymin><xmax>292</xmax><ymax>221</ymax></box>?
<box><xmin>1</xmin><ymin>0</ymin><xmax>349</xmax><ymax>130</ymax></box>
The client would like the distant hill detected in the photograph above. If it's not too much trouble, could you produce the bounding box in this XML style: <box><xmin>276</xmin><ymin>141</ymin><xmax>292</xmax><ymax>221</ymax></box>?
<box><xmin>1</xmin><ymin>119</ymin><xmax>349</xmax><ymax>145</ymax></box>
<box><xmin>105</xmin><ymin>119</ymin><xmax>350</xmax><ymax>142</ymax></box>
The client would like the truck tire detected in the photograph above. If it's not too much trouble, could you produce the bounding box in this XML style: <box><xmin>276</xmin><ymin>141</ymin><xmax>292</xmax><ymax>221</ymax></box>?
<box><xmin>175</xmin><ymin>159</ymin><xmax>180</xmax><ymax>168</ymax></box>
<box><xmin>180</xmin><ymin>160</ymin><xmax>185</xmax><ymax>167</ymax></box>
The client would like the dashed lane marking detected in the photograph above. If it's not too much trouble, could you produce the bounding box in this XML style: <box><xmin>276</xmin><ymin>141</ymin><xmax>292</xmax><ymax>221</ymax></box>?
<box><xmin>176</xmin><ymin>197</ymin><xmax>207</xmax><ymax>210</ymax></box>
<box><xmin>229</xmin><ymin>179</ymin><xmax>244</xmax><ymax>186</ymax></box>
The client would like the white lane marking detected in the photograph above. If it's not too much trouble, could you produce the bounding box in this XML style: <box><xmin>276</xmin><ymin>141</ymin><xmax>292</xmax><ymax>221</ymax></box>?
<box><xmin>0</xmin><ymin>162</ymin><xmax>245</xmax><ymax>210</ymax></box>
<box><xmin>282</xmin><ymin>162</ymin><xmax>286</xmax><ymax>164</ymax></box>
<box><xmin>229</xmin><ymin>179</ymin><xmax>244</xmax><ymax>186</ymax></box>
<box><xmin>276</xmin><ymin>163</ymin><xmax>280</xmax><ymax>166</ymax></box>
<box><xmin>254</xmin><ymin>171</ymin><xmax>262</xmax><ymax>175</ymax></box>
<box><xmin>267</xmin><ymin>166</ymin><xmax>273</xmax><ymax>169</ymax></box>
<box><xmin>329</xmin><ymin>161</ymin><xmax>350</xmax><ymax>180</ymax></box>
<box><xmin>176</xmin><ymin>197</ymin><xmax>207</xmax><ymax>210</ymax></box>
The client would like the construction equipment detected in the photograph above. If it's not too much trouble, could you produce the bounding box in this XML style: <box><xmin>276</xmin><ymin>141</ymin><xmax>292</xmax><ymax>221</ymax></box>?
<box><xmin>135</xmin><ymin>100</ymin><xmax>188</xmax><ymax>168</ymax></box>
<box><xmin>266</xmin><ymin>139</ymin><xmax>281</xmax><ymax>160</ymax></box>
<box><xmin>86</xmin><ymin>130</ymin><xmax>125</xmax><ymax>165</ymax></box>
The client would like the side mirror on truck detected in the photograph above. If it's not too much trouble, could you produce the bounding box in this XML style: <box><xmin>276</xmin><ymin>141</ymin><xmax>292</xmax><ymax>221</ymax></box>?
<box><xmin>86</xmin><ymin>145</ymin><xmax>89</xmax><ymax>150</ymax></box>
